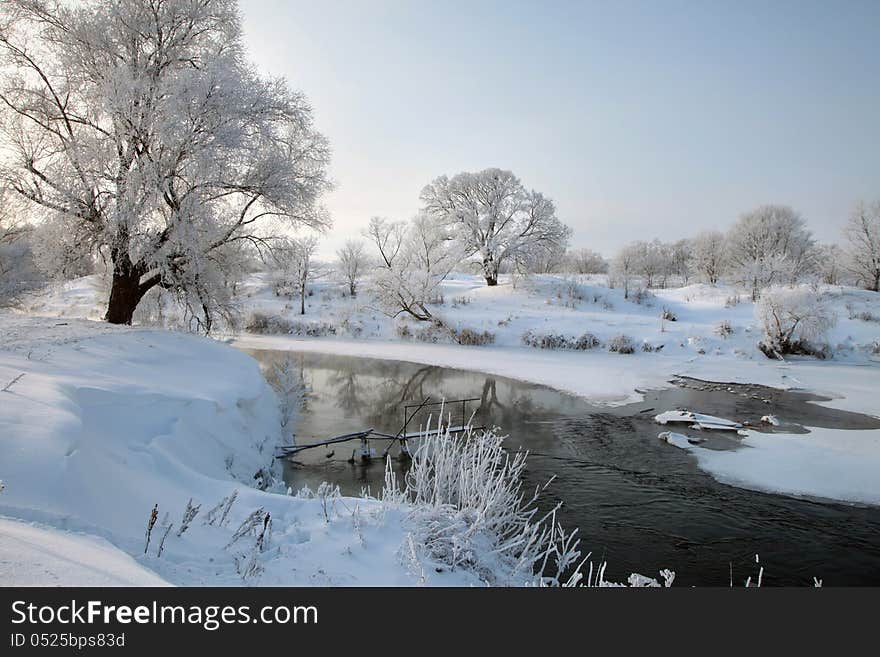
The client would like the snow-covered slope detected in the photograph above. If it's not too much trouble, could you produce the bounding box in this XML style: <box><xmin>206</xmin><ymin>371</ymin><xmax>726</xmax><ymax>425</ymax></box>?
<box><xmin>0</xmin><ymin>517</ymin><xmax>170</xmax><ymax>586</ymax></box>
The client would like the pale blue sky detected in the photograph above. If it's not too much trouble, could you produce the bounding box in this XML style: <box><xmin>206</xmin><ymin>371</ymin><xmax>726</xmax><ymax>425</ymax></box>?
<box><xmin>240</xmin><ymin>0</ymin><xmax>880</xmax><ymax>257</ymax></box>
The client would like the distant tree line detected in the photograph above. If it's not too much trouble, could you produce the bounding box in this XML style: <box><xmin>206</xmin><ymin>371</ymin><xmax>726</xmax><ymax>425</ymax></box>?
<box><xmin>608</xmin><ymin>203</ymin><xmax>880</xmax><ymax>300</ymax></box>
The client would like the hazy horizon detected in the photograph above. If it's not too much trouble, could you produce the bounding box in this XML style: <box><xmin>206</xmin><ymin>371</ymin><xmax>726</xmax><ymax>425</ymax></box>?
<box><xmin>240</xmin><ymin>0</ymin><xmax>880</xmax><ymax>258</ymax></box>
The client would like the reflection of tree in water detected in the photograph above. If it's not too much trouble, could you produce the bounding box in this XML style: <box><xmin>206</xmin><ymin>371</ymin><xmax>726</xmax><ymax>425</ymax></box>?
<box><xmin>248</xmin><ymin>350</ymin><xmax>312</xmax><ymax>432</ymax></box>
<box><xmin>325</xmin><ymin>368</ymin><xmax>363</xmax><ymax>414</ymax></box>
<box><xmin>250</xmin><ymin>349</ymin><xmax>579</xmax><ymax>439</ymax></box>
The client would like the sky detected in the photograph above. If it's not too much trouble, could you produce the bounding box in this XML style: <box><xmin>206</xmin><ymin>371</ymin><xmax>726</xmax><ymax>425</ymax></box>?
<box><xmin>239</xmin><ymin>0</ymin><xmax>880</xmax><ymax>258</ymax></box>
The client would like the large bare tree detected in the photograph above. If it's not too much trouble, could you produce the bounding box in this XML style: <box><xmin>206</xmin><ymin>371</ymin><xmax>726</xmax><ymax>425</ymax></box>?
<box><xmin>0</xmin><ymin>0</ymin><xmax>331</xmax><ymax>326</ymax></box>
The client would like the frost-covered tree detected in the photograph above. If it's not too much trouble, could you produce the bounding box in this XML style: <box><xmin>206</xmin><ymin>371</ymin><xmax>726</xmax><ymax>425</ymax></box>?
<box><xmin>726</xmin><ymin>205</ymin><xmax>815</xmax><ymax>300</ymax></box>
<box><xmin>614</xmin><ymin>240</ymin><xmax>667</xmax><ymax>288</ymax></box>
<box><xmin>843</xmin><ymin>200</ymin><xmax>880</xmax><ymax>292</ymax></box>
<box><xmin>611</xmin><ymin>242</ymin><xmax>640</xmax><ymax>298</ymax></box>
<box><xmin>522</xmin><ymin>240</ymin><xmax>568</xmax><ymax>275</ymax></box>
<box><xmin>668</xmin><ymin>239</ymin><xmax>691</xmax><ymax>285</ymax></box>
<box><xmin>0</xmin><ymin>0</ymin><xmax>331</xmax><ymax>326</ymax></box>
<box><xmin>0</xmin><ymin>186</ymin><xmax>25</xmax><ymax>246</ymax></box>
<box><xmin>689</xmin><ymin>231</ymin><xmax>726</xmax><ymax>285</ymax></box>
<box><xmin>420</xmin><ymin>168</ymin><xmax>570</xmax><ymax>286</ymax></box>
<box><xmin>0</xmin><ymin>187</ymin><xmax>40</xmax><ymax>304</ymax></box>
<box><xmin>755</xmin><ymin>285</ymin><xmax>836</xmax><ymax>358</ymax></box>
<box><xmin>814</xmin><ymin>244</ymin><xmax>845</xmax><ymax>286</ymax></box>
<box><xmin>565</xmin><ymin>247</ymin><xmax>608</xmax><ymax>275</ymax></box>
<box><xmin>273</xmin><ymin>235</ymin><xmax>320</xmax><ymax>315</ymax></box>
<box><xmin>363</xmin><ymin>217</ymin><xmax>406</xmax><ymax>268</ymax></box>
<box><xmin>336</xmin><ymin>239</ymin><xmax>368</xmax><ymax>296</ymax></box>
<box><xmin>366</xmin><ymin>213</ymin><xmax>459</xmax><ymax>321</ymax></box>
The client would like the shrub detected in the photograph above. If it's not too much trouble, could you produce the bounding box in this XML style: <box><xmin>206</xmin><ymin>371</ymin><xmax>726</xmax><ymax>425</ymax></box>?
<box><xmin>396</xmin><ymin>320</ymin><xmax>494</xmax><ymax>346</ymax></box>
<box><xmin>454</xmin><ymin>328</ymin><xmax>495</xmax><ymax>346</ymax></box>
<box><xmin>755</xmin><ymin>286</ymin><xmax>837</xmax><ymax>359</ymax></box>
<box><xmin>631</xmin><ymin>288</ymin><xmax>653</xmax><ymax>305</ymax></box>
<box><xmin>522</xmin><ymin>330</ymin><xmax>600</xmax><ymax>351</ymax></box>
<box><xmin>245</xmin><ymin>312</ymin><xmax>337</xmax><ymax>337</ymax></box>
<box><xmin>383</xmin><ymin>425</ymin><xmax>584</xmax><ymax>586</ymax></box>
<box><xmin>852</xmin><ymin>310</ymin><xmax>878</xmax><ymax>322</ymax></box>
<box><xmin>412</xmin><ymin>321</ymin><xmax>447</xmax><ymax>343</ymax></box>
<box><xmin>608</xmin><ymin>334</ymin><xmax>635</xmax><ymax>354</ymax></box>
<box><xmin>660</xmin><ymin>307</ymin><xmax>677</xmax><ymax>322</ymax></box>
<box><xmin>715</xmin><ymin>320</ymin><xmax>733</xmax><ymax>338</ymax></box>
<box><xmin>573</xmin><ymin>332</ymin><xmax>601</xmax><ymax>350</ymax></box>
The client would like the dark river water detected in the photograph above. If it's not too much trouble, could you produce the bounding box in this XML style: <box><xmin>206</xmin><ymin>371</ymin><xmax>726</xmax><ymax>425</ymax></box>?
<box><xmin>246</xmin><ymin>349</ymin><xmax>880</xmax><ymax>586</ymax></box>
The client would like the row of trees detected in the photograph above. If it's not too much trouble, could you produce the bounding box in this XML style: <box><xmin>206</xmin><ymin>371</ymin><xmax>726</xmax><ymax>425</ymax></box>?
<box><xmin>275</xmin><ymin>196</ymin><xmax>878</xmax><ymax>324</ymax></box>
<box><xmin>610</xmin><ymin>203</ymin><xmax>880</xmax><ymax>300</ymax></box>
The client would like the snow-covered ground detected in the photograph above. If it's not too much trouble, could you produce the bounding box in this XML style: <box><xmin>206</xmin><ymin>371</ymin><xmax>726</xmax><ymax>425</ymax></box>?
<box><xmin>0</xmin><ymin>315</ymin><xmax>488</xmax><ymax>586</ymax></box>
<box><xmin>0</xmin><ymin>517</ymin><xmax>170</xmax><ymax>586</ymax></box>
<box><xmin>4</xmin><ymin>272</ymin><xmax>880</xmax><ymax>585</ymax></box>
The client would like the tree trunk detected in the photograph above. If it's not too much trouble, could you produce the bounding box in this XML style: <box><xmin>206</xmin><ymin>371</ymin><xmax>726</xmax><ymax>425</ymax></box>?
<box><xmin>105</xmin><ymin>267</ymin><xmax>144</xmax><ymax>325</ymax></box>
<box><xmin>483</xmin><ymin>255</ymin><xmax>499</xmax><ymax>286</ymax></box>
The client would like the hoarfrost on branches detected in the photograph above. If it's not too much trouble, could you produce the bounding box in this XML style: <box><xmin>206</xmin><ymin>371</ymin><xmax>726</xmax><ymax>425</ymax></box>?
<box><xmin>0</xmin><ymin>0</ymin><xmax>331</xmax><ymax>328</ymax></box>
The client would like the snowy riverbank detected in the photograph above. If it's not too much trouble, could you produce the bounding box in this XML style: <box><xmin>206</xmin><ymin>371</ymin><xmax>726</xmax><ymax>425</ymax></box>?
<box><xmin>0</xmin><ymin>315</ymin><xmax>496</xmax><ymax>586</ymax></box>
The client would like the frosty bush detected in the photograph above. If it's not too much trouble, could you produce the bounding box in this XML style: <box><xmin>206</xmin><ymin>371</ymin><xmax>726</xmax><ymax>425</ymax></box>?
<box><xmin>715</xmin><ymin>320</ymin><xmax>734</xmax><ymax>338</ymax></box>
<box><xmin>522</xmin><ymin>330</ymin><xmax>600</xmax><ymax>351</ymax></box>
<box><xmin>755</xmin><ymin>286</ymin><xmax>837</xmax><ymax>358</ymax></box>
<box><xmin>383</xmin><ymin>424</ymin><xmax>585</xmax><ymax>585</ymax></box>
<box><xmin>608</xmin><ymin>334</ymin><xmax>635</xmax><ymax>354</ymax></box>
<box><xmin>410</xmin><ymin>321</ymin><xmax>447</xmax><ymax>343</ymax></box>
<box><xmin>396</xmin><ymin>320</ymin><xmax>495</xmax><ymax>346</ymax></box>
<box><xmin>245</xmin><ymin>312</ymin><xmax>337</xmax><ymax>337</ymax></box>
<box><xmin>850</xmin><ymin>310</ymin><xmax>878</xmax><ymax>323</ymax></box>
<box><xmin>454</xmin><ymin>328</ymin><xmax>496</xmax><ymax>346</ymax></box>
<box><xmin>382</xmin><ymin>422</ymin><xmax>679</xmax><ymax>587</ymax></box>
<box><xmin>631</xmin><ymin>288</ymin><xmax>653</xmax><ymax>305</ymax></box>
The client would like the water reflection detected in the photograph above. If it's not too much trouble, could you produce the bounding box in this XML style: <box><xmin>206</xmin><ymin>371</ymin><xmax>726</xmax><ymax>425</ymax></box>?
<box><xmin>246</xmin><ymin>349</ymin><xmax>880</xmax><ymax>586</ymax></box>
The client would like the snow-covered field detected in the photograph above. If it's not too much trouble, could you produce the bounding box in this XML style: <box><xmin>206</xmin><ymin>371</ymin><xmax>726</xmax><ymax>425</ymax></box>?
<box><xmin>3</xmin><ymin>272</ymin><xmax>880</xmax><ymax>584</ymax></box>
